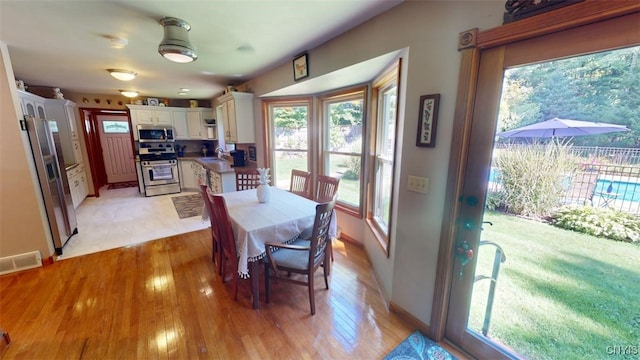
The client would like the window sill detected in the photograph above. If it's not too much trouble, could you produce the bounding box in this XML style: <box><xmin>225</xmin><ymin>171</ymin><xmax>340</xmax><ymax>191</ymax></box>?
<box><xmin>365</xmin><ymin>218</ymin><xmax>389</xmax><ymax>257</ymax></box>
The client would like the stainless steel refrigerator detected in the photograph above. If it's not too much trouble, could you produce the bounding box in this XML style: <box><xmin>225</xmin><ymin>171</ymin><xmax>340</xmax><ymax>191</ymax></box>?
<box><xmin>22</xmin><ymin>115</ymin><xmax>77</xmax><ymax>255</ymax></box>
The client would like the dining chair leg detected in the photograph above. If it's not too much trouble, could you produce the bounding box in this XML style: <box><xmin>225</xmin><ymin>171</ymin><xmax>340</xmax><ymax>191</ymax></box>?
<box><xmin>323</xmin><ymin>260</ymin><xmax>329</xmax><ymax>290</ymax></box>
<box><xmin>308</xmin><ymin>272</ymin><xmax>316</xmax><ymax>315</ymax></box>
<box><xmin>330</xmin><ymin>237</ymin><xmax>334</xmax><ymax>261</ymax></box>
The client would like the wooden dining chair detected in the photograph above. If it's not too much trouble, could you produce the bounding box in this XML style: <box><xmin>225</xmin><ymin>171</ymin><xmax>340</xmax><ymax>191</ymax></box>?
<box><xmin>315</xmin><ymin>175</ymin><xmax>340</xmax><ymax>261</ymax></box>
<box><xmin>289</xmin><ymin>169</ymin><xmax>311</xmax><ymax>198</ymax></box>
<box><xmin>200</xmin><ymin>184</ymin><xmax>222</xmax><ymax>275</ymax></box>
<box><xmin>209</xmin><ymin>194</ymin><xmax>240</xmax><ymax>300</ymax></box>
<box><xmin>315</xmin><ymin>175</ymin><xmax>340</xmax><ymax>203</ymax></box>
<box><xmin>264</xmin><ymin>199</ymin><xmax>335</xmax><ymax>315</ymax></box>
<box><xmin>235</xmin><ymin>168</ymin><xmax>261</xmax><ymax>191</ymax></box>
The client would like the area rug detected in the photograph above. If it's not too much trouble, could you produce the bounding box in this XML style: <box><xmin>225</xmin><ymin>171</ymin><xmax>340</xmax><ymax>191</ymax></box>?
<box><xmin>171</xmin><ymin>194</ymin><xmax>204</xmax><ymax>219</ymax></box>
<box><xmin>384</xmin><ymin>331</ymin><xmax>457</xmax><ymax>360</ymax></box>
<box><xmin>107</xmin><ymin>181</ymin><xmax>138</xmax><ymax>190</ymax></box>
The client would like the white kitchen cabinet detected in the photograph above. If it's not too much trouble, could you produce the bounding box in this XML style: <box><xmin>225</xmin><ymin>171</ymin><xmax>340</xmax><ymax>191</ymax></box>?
<box><xmin>179</xmin><ymin>160</ymin><xmax>198</xmax><ymax>190</ymax></box>
<box><xmin>127</xmin><ymin>105</ymin><xmax>172</xmax><ymax>140</ymax></box>
<box><xmin>172</xmin><ymin>110</ymin><xmax>188</xmax><ymax>140</ymax></box>
<box><xmin>17</xmin><ymin>90</ymin><xmax>47</xmax><ymax>119</ymax></box>
<box><xmin>44</xmin><ymin>99</ymin><xmax>80</xmax><ymax>167</ymax></box>
<box><xmin>67</xmin><ymin>164</ymin><xmax>87</xmax><ymax>209</ymax></box>
<box><xmin>127</xmin><ymin>105</ymin><xmax>213</xmax><ymax>140</ymax></box>
<box><xmin>216</xmin><ymin>92</ymin><xmax>254</xmax><ymax>143</ymax></box>
<box><xmin>207</xmin><ymin>170</ymin><xmax>236</xmax><ymax>194</ymax></box>
<box><xmin>187</xmin><ymin>109</ymin><xmax>206</xmax><ymax>139</ymax></box>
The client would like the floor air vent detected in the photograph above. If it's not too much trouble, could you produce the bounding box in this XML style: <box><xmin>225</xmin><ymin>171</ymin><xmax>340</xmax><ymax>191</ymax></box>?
<box><xmin>0</xmin><ymin>251</ymin><xmax>42</xmax><ymax>275</ymax></box>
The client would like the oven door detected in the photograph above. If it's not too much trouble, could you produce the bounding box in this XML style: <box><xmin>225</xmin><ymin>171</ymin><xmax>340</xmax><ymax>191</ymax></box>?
<box><xmin>141</xmin><ymin>160</ymin><xmax>178</xmax><ymax>186</ymax></box>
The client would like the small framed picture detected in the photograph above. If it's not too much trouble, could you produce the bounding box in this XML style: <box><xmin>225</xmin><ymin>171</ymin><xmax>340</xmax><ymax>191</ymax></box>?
<box><xmin>147</xmin><ymin>98</ymin><xmax>159</xmax><ymax>106</ymax></box>
<box><xmin>416</xmin><ymin>94</ymin><xmax>440</xmax><ymax>147</ymax></box>
<box><xmin>248</xmin><ymin>146</ymin><xmax>257</xmax><ymax>161</ymax></box>
<box><xmin>293</xmin><ymin>53</ymin><xmax>309</xmax><ymax>81</ymax></box>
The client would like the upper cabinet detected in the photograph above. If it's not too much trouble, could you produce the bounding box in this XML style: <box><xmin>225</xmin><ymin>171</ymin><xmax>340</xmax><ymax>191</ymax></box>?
<box><xmin>17</xmin><ymin>90</ymin><xmax>47</xmax><ymax>120</ymax></box>
<box><xmin>44</xmin><ymin>99</ymin><xmax>80</xmax><ymax>167</ymax></box>
<box><xmin>127</xmin><ymin>105</ymin><xmax>214</xmax><ymax>141</ymax></box>
<box><xmin>171</xmin><ymin>109</ymin><xmax>189</xmax><ymax>140</ymax></box>
<box><xmin>216</xmin><ymin>92</ymin><xmax>254</xmax><ymax>143</ymax></box>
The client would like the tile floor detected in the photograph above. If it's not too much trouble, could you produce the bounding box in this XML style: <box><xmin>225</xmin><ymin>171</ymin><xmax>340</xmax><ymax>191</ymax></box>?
<box><xmin>57</xmin><ymin>186</ymin><xmax>209</xmax><ymax>260</ymax></box>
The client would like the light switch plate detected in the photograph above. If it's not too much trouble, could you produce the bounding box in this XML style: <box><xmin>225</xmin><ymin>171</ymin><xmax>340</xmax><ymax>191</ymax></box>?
<box><xmin>408</xmin><ymin>175</ymin><xmax>429</xmax><ymax>194</ymax></box>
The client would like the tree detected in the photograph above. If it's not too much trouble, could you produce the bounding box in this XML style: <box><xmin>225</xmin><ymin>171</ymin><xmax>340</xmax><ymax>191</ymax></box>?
<box><xmin>499</xmin><ymin>46</ymin><xmax>639</xmax><ymax>147</ymax></box>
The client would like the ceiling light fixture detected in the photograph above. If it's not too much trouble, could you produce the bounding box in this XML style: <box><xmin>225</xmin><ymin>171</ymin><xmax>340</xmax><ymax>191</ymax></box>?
<box><xmin>180</xmin><ymin>88</ymin><xmax>190</xmax><ymax>92</ymax></box>
<box><xmin>108</xmin><ymin>69</ymin><xmax>137</xmax><ymax>81</ymax></box>
<box><xmin>119</xmin><ymin>90</ymin><xmax>139</xmax><ymax>98</ymax></box>
<box><xmin>158</xmin><ymin>17</ymin><xmax>197</xmax><ymax>63</ymax></box>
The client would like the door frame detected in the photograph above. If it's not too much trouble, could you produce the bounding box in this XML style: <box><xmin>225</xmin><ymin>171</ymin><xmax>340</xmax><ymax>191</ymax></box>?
<box><xmin>79</xmin><ymin>108</ymin><xmax>133</xmax><ymax>196</ymax></box>
<box><xmin>429</xmin><ymin>0</ymin><xmax>640</xmax><ymax>351</ymax></box>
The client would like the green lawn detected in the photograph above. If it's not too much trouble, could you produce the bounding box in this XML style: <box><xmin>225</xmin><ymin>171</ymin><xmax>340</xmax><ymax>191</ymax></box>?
<box><xmin>469</xmin><ymin>211</ymin><xmax>640</xmax><ymax>360</ymax></box>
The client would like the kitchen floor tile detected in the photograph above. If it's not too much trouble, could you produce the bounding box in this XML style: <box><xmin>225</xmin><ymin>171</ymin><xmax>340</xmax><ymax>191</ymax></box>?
<box><xmin>57</xmin><ymin>186</ymin><xmax>209</xmax><ymax>260</ymax></box>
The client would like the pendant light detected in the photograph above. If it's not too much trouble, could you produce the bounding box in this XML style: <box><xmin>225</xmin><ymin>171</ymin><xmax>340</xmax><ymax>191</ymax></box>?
<box><xmin>158</xmin><ymin>17</ymin><xmax>197</xmax><ymax>63</ymax></box>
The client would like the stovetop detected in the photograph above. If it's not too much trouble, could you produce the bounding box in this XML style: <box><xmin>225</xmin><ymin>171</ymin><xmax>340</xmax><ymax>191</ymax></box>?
<box><xmin>138</xmin><ymin>143</ymin><xmax>176</xmax><ymax>161</ymax></box>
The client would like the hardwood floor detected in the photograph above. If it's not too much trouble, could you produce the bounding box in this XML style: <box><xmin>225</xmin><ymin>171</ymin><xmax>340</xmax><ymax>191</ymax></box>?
<box><xmin>1</xmin><ymin>229</ymin><xmax>418</xmax><ymax>359</ymax></box>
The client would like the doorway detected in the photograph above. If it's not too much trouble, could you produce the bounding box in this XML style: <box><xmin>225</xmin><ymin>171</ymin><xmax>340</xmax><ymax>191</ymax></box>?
<box><xmin>434</xmin><ymin>10</ymin><xmax>639</xmax><ymax>360</ymax></box>
<box><xmin>97</xmin><ymin>115</ymin><xmax>136</xmax><ymax>183</ymax></box>
<box><xmin>80</xmin><ymin>108</ymin><xmax>134</xmax><ymax>194</ymax></box>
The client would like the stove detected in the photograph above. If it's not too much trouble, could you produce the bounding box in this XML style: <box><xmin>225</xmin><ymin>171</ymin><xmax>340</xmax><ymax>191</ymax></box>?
<box><xmin>138</xmin><ymin>143</ymin><xmax>180</xmax><ymax>197</ymax></box>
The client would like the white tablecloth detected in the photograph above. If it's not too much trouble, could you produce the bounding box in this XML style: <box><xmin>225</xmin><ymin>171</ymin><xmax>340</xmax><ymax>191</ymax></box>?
<box><xmin>220</xmin><ymin>187</ymin><xmax>320</xmax><ymax>278</ymax></box>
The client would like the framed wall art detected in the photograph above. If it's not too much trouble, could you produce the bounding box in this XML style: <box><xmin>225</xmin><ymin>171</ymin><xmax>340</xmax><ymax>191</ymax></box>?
<box><xmin>293</xmin><ymin>53</ymin><xmax>309</xmax><ymax>81</ymax></box>
<box><xmin>416</xmin><ymin>94</ymin><xmax>440</xmax><ymax>147</ymax></box>
<box><xmin>248</xmin><ymin>146</ymin><xmax>257</xmax><ymax>161</ymax></box>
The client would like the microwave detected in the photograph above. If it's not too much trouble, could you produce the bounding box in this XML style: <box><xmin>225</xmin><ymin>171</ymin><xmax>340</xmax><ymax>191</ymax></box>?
<box><xmin>137</xmin><ymin>125</ymin><xmax>175</xmax><ymax>142</ymax></box>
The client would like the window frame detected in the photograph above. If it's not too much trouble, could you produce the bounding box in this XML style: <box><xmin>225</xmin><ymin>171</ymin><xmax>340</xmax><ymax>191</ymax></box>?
<box><xmin>263</xmin><ymin>97</ymin><xmax>313</xmax><ymax>190</ymax></box>
<box><xmin>366</xmin><ymin>60</ymin><xmax>400</xmax><ymax>256</ymax></box>
<box><xmin>318</xmin><ymin>86</ymin><xmax>367</xmax><ymax>217</ymax></box>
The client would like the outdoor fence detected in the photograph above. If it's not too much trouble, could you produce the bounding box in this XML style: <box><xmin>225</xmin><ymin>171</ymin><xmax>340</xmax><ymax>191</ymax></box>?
<box><xmin>495</xmin><ymin>144</ymin><xmax>640</xmax><ymax>165</ymax></box>
<box><xmin>488</xmin><ymin>162</ymin><xmax>640</xmax><ymax>215</ymax></box>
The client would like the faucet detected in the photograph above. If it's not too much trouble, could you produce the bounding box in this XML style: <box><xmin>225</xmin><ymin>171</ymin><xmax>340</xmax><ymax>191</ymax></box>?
<box><xmin>215</xmin><ymin>147</ymin><xmax>225</xmax><ymax>159</ymax></box>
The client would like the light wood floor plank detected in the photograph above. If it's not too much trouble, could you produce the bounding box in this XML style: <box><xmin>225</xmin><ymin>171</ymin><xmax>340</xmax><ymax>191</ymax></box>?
<box><xmin>1</xmin><ymin>229</ymin><xmax>424</xmax><ymax>359</ymax></box>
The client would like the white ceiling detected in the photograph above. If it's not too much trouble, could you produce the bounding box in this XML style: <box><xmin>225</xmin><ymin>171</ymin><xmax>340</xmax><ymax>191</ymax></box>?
<box><xmin>0</xmin><ymin>0</ymin><xmax>403</xmax><ymax>100</ymax></box>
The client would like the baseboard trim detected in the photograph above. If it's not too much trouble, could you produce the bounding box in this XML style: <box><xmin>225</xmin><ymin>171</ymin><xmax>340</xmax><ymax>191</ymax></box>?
<box><xmin>337</xmin><ymin>233</ymin><xmax>362</xmax><ymax>248</ymax></box>
<box><xmin>389</xmin><ymin>301</ymin><xmax>430</xmax><ymax>334</ymax></box>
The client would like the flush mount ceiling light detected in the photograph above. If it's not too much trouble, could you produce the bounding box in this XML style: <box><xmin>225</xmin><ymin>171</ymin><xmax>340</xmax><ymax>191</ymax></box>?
<box><xmin>119</xmin><ymin>90</ymin><xmax>139</xmax><ymax>98</ymax></box>
<box><xmin>108</xmin><ymin>69</ymin><xmax>137</xmax><ymax>81</ymax></box>
<box><xmin>158</xmin><ymin>17</ymin><xmax>197</xmax><ymax>63</ymax></box>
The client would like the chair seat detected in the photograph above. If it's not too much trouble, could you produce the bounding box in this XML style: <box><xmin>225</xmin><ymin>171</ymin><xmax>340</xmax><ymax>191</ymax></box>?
<box><xmin>270</xmin><ymin>247</ymin><xmax>309</xmax><ymax>270</ymax></box>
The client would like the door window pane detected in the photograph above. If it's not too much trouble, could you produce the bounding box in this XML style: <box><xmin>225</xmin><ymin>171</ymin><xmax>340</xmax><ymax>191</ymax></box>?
<box><xmin>102</xmin><ymin>121</ymin><xmax>130</xmax><ymax>133</ymax></box>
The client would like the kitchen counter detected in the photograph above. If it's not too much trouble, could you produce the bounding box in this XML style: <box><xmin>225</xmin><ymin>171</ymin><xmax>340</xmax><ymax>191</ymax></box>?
<box><xmin>194</xmin><ymin>157</ymin><xmax>236</xmax><ymax>174</ymax></box>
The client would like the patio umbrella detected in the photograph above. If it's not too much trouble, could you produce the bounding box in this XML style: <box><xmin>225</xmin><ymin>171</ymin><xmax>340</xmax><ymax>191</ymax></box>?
<box><xmin>497</xmin><ymin>117</ymin><xmax>629</xmax><ymax>138</ymax></box>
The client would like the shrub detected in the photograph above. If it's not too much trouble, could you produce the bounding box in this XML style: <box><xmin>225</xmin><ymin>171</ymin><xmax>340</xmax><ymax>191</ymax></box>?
<box><xmin>486</xmin><ymin>190</ymin><xmax>506</xmax><ymax>211</ymax></box>
<box><xmin>494</xmin><ymin>141</ymin><xmax>579</xmax><ymax>218</ymax></box>
<box><xmin>550</xmin><ymin>205</ymin><xmax>640</xmax><ymax>243</ymax></box>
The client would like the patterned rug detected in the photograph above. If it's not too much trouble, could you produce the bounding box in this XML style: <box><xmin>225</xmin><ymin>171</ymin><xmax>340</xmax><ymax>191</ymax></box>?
<box><xmin>107</xmin><ymin>181</ymin><xmax>138</xmax><ymax>190</ymax></box>
<box><xmin>384</xmin><ymin>331</ymin><xmax>457</xmax><ymax>360</ymax></box>
<box><xmin>171</xmin><ymin>194</ymin><xmax>204</xmax><ymax>219</ymax></box>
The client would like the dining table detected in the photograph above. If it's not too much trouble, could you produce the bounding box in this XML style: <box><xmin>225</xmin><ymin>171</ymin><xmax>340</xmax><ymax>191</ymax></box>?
<box><xmin>220</xmin><ymin>186</ymin><xmax>336</xmax><ymax>309</ymax></box>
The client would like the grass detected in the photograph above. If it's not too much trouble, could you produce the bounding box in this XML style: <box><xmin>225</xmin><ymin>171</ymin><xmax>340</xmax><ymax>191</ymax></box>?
<box><xmin>273</xmin><ymin>153</ymin><xmax>362</xmax><ymax>207</ymax></box>
<box><xmin>469</xmin><ymin>211</ymin><xmax>640</xmax><ymax>360</ymax></box>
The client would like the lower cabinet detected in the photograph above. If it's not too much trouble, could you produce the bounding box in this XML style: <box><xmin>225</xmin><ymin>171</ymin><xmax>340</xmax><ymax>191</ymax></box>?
<box><xmin>179</xmin><ymin>160</ymin><xmax>205</xmax><ymax>190</ymax></box>
<box><xmin>207</xmin><ymin>170</ymin><xmax>236</xmax><ymax>194</ymax></box>
<box><xmin>67</xmin><ymin>164</ymin><xmax>88</xmax><ymax>209</ymax></box>
<box><xmin>179</xmin><ymin>160</ymin><xmax>196</xmax><ymax>190</ymax></box>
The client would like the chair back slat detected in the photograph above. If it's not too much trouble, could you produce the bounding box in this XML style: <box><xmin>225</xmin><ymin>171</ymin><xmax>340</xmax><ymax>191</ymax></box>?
<box><xmin>235</xmin><ymin>169</ymin><xmax>261</xmax><ymax>191</ymax></box>
<box><xmin>200</xmin><ymin>184</ymin><xmax>221</xmax><ymax>269</ymax></box>
<box><xmin>289</xmin><ymin>169</ymin><xmax>311</xmax><ymax>198</ymax></box>
<box><xmin>316</xmin><ymin>175</ymin><xmax>340</xmax><ymax>203</ymax></box>
<box><xmin>308</xmin><ymin>200</ymin><xmax>335</xmax><ymax>266</ymax></box>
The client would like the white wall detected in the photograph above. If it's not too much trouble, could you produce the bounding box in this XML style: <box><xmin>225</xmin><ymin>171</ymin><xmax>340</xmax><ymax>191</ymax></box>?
<box><xmin>245</xmin><ymin>1</ymin><xmax>504</xmax><ymax>325</ymax></box>
<box><xmin>0</xmin><ymin>42</ymin><xmax>53</xmax><ymax>259</ymax></box>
